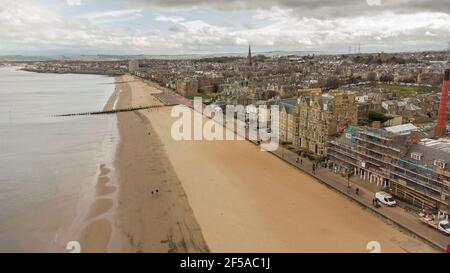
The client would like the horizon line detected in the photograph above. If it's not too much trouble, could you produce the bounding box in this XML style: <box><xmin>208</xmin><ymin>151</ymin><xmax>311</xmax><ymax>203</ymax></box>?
<box><xmin>1</xmin><ymin>48</ymin><xmax>450</xmax><ymax>60</ymax></box>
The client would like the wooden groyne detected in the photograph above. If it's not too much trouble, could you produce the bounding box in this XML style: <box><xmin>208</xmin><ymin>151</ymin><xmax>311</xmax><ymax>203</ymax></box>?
<box><xmin>53</xmin><ymin>104</ymin><xmax>176</xmax><ymax>117</ymax></box>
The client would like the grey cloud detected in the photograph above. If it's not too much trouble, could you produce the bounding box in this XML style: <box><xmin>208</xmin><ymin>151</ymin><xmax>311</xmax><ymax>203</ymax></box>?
<box><xmin>1</xmin><ymin>0</ymin><xmax>448</xmax><ymax>55</ymax></box>
<box><xmin>124</xmin><ymin>0</ymin><xmax>450</xmax><ymax>18</ymax></box>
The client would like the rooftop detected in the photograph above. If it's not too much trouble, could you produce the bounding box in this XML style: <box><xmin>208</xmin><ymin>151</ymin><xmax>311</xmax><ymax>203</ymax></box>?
<box><xmin>384</xmin><ymin>123</ymin><xmax>417</xmax><ymax>135</ymax></box>
<box><xmin>419</xmin><ymin>138</ymin><xmax>450</xmax><ymax>154</ymax></box>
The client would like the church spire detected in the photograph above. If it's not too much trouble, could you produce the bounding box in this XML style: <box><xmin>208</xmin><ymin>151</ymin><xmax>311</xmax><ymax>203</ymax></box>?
<box><xmin>247</xmin><ymin>44</ymin><xmax>252</xmax><ymax>66</ymax></box>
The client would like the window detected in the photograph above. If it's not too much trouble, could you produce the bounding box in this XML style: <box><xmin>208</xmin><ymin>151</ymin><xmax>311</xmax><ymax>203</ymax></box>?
<box><xmin>411</xmin><ymin>152</ymin><xmax>422</xmax><ymax>160</ymax></box>
<box><xmin>434</xmin><ymin>159</ymin><xmax>446</xmax><ymax>169</ymax></box>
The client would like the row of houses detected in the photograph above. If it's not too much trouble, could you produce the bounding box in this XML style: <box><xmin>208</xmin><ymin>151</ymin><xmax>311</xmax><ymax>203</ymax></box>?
<box><xmin>328</xmin><ymin>123</ymin><xmax>450</xmax><ymax>211</ymax></box>
<box><xmin>275</xmin><ymin>89</ymin><xmax>449</xmax><ymax>212</ymax></box>
<box><xmin>278</xmin><ymin>90</ymin><xmax>358</xmax><ymax>157</ymax></box>
<box><xmin>176</xmin><ymin>76</ymin><xmax>225</xmax><ymax>97</ymax></box>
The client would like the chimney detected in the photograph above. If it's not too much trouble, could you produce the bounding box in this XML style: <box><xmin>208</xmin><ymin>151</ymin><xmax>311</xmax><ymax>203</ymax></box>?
<box><xmin>434</xmin><ymin>69</ymin><xmax>450</xmax><ymax>139</ymax></box>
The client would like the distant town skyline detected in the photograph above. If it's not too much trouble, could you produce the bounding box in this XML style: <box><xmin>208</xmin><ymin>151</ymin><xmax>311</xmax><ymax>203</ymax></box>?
<box><xmin>1</xmin><ymin>0</ymin><xmax>450</xmax><ymax>56</ymax></box>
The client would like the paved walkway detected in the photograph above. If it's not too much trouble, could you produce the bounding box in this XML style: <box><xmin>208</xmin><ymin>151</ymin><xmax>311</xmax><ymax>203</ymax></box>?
<box><xmin>140</xmin><ymin>77</ymin><xmax>449</xmax><ymax>252</ymax></box>
<box><xmin>268</xmin><ymin>145</ymin><xmax>449</xmax><ymax>252</ymax></box>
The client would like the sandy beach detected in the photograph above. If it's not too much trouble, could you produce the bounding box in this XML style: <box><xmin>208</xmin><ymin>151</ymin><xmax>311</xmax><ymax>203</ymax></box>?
<box><xmin>141</xmin><ymin>110</ymin><xmax>436</xmax><ymax>253</ymax></box>
<box><xmin>77</xmin><ymin>75</ymin><xmax>209</xmax><ymax>253</ymax></box>
<box><xmin>78</xmin><ymin>74</ymin><xmax>438</xmax><ymax>253</ymax></box>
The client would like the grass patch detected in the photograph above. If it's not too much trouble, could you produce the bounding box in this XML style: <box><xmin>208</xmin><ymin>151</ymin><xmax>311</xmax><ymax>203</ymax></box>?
<box><xmin>373</xmin><ymin>83</ymin><xmax>436</xmax><ymax>98</ymax></box>
<box><xmin>186</xmin><ymin>95</ymin><xmax>214</xmax><ymax>104</ymax></box>
<box><xmin>368</xmin><ymin>111</ymin><xmax>390</xmax><ymax>123</ymax></box>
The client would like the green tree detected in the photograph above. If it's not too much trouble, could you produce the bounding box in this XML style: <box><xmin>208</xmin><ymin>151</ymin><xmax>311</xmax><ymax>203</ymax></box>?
<box><xmin>368</xmin><ymin>111</ymin><xmax>390</xmax><ymax>123</ymax></box>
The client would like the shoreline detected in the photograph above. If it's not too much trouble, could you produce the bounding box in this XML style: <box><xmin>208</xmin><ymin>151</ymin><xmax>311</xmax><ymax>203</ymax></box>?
<box><xmin>83</xmin><ymin>75</ymin><xmax>209</xmax><ymax>252</ymax></box>
<box><xmin>74</xmin><ymin>77</ymin><xmax>123</xmax><ymax>252</ymax></box>
<box><xmin>57</xmin><ymin>77</ymin><xmax>120</xmax><ymax>253</ymax></box>
<box><xmin>0</xmin><ymin>68</ymin><xmax>121</xmax><ymax>252</ymax></box>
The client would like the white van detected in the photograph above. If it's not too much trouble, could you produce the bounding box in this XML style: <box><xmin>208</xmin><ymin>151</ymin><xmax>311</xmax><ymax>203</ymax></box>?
<box><xmin>375</xmin><ymin>191</ymin><xmax>397</xmax><ymax>207</ymax></box>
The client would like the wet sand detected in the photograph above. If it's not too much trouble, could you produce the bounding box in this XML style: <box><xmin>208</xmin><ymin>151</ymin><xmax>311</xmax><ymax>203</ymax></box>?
<box><xmin>81</xmin><ymin>75</ymin><xmax>437</xmax><ymax>253</ymax></box>
<box><xmin>79</xmin><ymin>219</ymin><xmax>112</xmax><ymax>253</ymax></box>
<box><xmin>104</xmin><ymin>75</ymin><xmax>208</xmax><ymax>252</ymax></box>
<box><xmin>76</xmin><ymin>163</ymin><xmax>117</xmax><ymax>252</ymax></box>
<box><xmin>75</xmin><ymin>80</ymin><xmax>123</xmax><ymax>252</ymax></box>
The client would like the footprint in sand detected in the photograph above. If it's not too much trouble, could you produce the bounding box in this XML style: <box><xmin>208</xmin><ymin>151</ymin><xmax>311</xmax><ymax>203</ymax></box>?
<box><xmin>79</xmin><ymin>219</ymin><xmax>112</xmax><ymax>253</ymax></box>
<box><xmin>85</xmin><ymin>198</ymin><xmax>113</xmax><ymax>220</ymax></box>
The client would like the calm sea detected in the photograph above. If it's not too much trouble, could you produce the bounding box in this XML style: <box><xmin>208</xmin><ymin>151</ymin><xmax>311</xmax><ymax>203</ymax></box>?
<box><xmin>0</xmin><ymin>67</ymin><xmax>118</xmax><ymax>252</ymax></box>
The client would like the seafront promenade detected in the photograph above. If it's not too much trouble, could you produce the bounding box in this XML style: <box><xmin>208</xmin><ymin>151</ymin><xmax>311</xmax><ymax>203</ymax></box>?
<box><xmin>147</xmin><ymin>78</ymin><xmax>448</xmax><ymax>252</ymax></box>
<box><xmin>268</xmin><ymin>146</ymin><xmax>449</xmax><ymax>252</ymax></box>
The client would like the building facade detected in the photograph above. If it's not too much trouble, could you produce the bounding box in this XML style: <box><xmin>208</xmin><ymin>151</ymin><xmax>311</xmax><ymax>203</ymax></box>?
<box><xmin>282</xmin><ymin>90</ymin><xmax>357</xmax><ymax>156</ymax></box>
<box><xmin>328</xmin><ymin>124</ymin><xmax>450</xmax><ymax>211</ymax></box>
<box><xmin>128</xmin><ymin>60</ymin><xmax>139</xmax><ymax>73</ymax></box>
<box><xmin>279</xmin><ymin>98</ymin><xmax>297</xmax><ymax>143</ymax></box>
<box><xmin>176</xmin><ymin>78</ymin><xmax>199</xmax><ymax>97</ymax></box>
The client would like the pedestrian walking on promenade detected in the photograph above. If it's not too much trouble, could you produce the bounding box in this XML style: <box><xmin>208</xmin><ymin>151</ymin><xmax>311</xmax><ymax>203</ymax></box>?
<box><xmin>300</xmin><ymin>159</ymin><xmax>303</xmax><ymax>165</ymax></box>
<box><xmin>296</xmin><ymin>157</ymin><xmax>299</xmax><ymax>164</ymax></box>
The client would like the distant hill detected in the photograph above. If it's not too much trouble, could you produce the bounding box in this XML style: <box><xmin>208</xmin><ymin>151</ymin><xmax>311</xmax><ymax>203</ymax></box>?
<box><xmin>0</xmin><ymin>50</ymin><xmax>324</xmax><ymax>62</ymax></box>
<box><xmin>2</xmin><ymin>49</ymin><xmax>448</xmax><ymax>62</ymax></box>
<box><xmin>0</xmin><ymin>55</ymin><xmax>59</xmax><ymax>62</ymax></box>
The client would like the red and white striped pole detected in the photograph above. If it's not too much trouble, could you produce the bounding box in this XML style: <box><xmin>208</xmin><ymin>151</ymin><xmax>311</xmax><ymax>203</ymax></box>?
<box><xmin>434</xmin><ymin>69</ymin><xmax>450</xmax><ymax>139</ymax></box>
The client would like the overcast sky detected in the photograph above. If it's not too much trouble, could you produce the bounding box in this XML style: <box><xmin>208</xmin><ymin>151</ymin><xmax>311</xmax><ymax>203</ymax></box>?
<box><xmin>0</xmin><ymin>0</ymin><xmax>449</xmax><ymax>55</ymax></box>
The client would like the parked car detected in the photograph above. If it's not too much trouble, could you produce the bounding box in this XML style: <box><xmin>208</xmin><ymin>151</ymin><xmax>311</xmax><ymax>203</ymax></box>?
<box><xmin>439</xmin><ymin>221</ymin><xmax>450</xmax><ymax>235</ymax></box>
<box><xmin>375</xmin><ymin>191</ymin><xmax>397</xmax><ymax>207</ymax></box>
<box><xmin>419</xmin><ymin>213</ymin><xmax>450</xmax><ymax>235</ymax></box>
